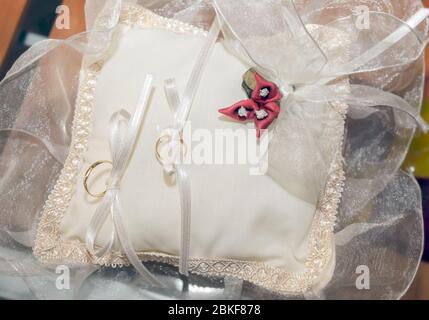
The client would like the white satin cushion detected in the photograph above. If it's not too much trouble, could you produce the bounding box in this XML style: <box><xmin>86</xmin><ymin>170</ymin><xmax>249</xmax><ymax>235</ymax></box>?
<box><xmin>58</xmin><ymin>24</ymin><xmax>321</xmax><ymax>274</ymax></box>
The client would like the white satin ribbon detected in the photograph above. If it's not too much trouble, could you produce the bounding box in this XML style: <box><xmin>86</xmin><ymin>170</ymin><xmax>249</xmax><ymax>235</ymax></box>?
<box><xmin>85</xmin><ymin>74</ymin><xmax>162</xmax><ymax>287</ymax></box>
<box><xmin>160</xmin><ymin>19</ymin><xmax>222</xmax><ymax>276</ymax></box>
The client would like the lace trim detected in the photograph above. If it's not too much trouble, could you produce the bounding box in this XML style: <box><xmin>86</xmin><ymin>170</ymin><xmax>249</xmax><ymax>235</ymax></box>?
<box><xmin>34</xmin><ymin>61</ymin><xmax>102</xmax><ymax>264</ymax></box>
<box><xmin>33</xmin><ymin>5</ymin><xmax>346</xmax><ymax>295</ymax></box>
<box><xmin>120</xmin><ymin>5</ymin><xmax>208</xmax><ymax>36</ymax></box>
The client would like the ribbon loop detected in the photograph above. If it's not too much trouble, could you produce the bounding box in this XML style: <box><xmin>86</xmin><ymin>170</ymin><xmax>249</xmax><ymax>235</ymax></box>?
<box><xmin>294</xmin><ymin>83</ymin><xmax>428</xmax><ymax>133</ymax></box>
<box><xmin>156</xmin><ymin>18</ymin><xmax>222</xmax><ymax>276</ymax></box>
<box><xmin>85</xmin><ymin>74</ymin><xmax>162</xmax><ymax>287</ymax></box>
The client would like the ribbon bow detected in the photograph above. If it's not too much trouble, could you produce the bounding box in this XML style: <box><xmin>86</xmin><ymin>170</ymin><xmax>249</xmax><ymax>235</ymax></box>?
<box><xmin>214</xmin><ymin>1</ymin><xmax>429</xmax><ymax>139</ymax></box>
<box><xmin>213</xmin><ymin>0</ymin><xmax>429</xmax><ymax>217</ymax></box>
<box><xmin>85</xmin><ymin>75</ymin><xmax>162</xmax><ymax>287</ymax></box>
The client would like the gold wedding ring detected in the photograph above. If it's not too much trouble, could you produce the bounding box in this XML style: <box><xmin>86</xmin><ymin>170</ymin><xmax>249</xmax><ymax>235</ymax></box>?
<box><xmin>155</xmin><ymin>134</ymin><xmax>187</xmax><ymax>166</ymax></box>
<box><xmin>83</xmin><ymin>160</ymin><xmax>113</xmax><ymax>198</ymax></box>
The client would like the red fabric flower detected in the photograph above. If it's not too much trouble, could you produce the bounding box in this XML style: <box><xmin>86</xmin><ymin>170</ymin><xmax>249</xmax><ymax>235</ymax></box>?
<box><xmin>251</xmin><ymin>73</ymin><xmax>282</xmax><ymax>104</ymax></box>
<box><xmin>263</xmin><ymin>101</ymin><xmax>281</xmax><ymax>114</ymax></box>
<box><xmin>253</xmin><ymin>105</ymin><xmax>278</xmax><ymax>138</ymax></box>
<box><xmin>218</xmin><ymin>70</ymin><xmax>282</xmax><ymax>138</ymax></box>
<box><xmin>218</xmin><ymin>99</ymin><xmax>258</xmax><ymax>121</ymax></box>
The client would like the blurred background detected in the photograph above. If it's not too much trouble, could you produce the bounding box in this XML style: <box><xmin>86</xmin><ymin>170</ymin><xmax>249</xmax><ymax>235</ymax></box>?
<box><xmin>0</xmin><ymin>0</ymin><xmax>428</xmax><ymax>300</ymax></box>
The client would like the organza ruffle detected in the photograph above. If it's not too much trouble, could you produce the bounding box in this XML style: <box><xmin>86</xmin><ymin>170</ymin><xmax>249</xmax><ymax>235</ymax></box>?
<box><xmin>0</xmin><ymin>0</ymin><xmax>427</xmax><ymax>299</ymax></box>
